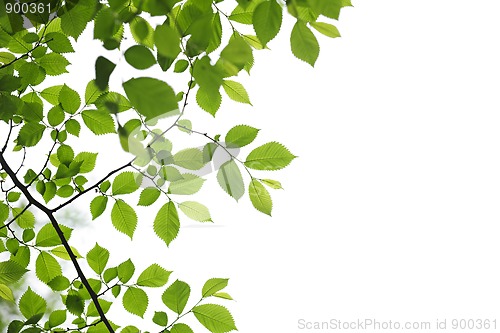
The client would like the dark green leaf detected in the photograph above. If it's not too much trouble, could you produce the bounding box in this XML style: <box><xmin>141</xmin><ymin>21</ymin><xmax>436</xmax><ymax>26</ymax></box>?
<box><xmin>124</xmin><ymin>45</ymin><xmax>156</xmax><ymax>70</ymax></box>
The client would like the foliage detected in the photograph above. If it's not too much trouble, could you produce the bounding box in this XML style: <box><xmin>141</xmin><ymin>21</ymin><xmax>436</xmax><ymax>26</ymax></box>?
<box><xmin>0</xmin><ymin>0</ymin><xmax>350</xmax><ymax>332</ymax></box>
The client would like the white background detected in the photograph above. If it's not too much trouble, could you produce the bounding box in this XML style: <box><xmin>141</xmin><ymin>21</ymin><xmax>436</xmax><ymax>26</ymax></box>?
<box><xmin>4</xmin><ymin>0</ymin><xmax>500</xmax><ymax>332</ymax></box>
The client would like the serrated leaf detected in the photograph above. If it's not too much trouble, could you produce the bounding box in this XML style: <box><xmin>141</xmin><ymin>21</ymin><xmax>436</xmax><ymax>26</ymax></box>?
<box><xmin>123</xmin><ymin>287</ymin><xmax>148</xmax><ymax>318</ymax></box>
<box><xmin>153</xmin><ymin>201</ymin><xmax>179</xmax><ymax>246</ymax></box>
<box><xmin>192</xmin><ymin>304</ymin><xmax>237</xmax><ymax>333</ymax></box>
<box><xmin>111</xmin><ymin>200</ymin><xmax>137</xmax><ymax>239</ymax></box>
<box><xmin>138</xmin><ymin>187</ymin><xmax>160</xmax><ymax>206</ymax></box>
<box><xmin>51</xmin><ymin>245</ymin><xmax>83</xmax><ymax>261</ymax></box>
<box><xmin>261</xmin><ymin>179</ymin><xmax>283</xmax><ymax>189</ymax></box>
<box><xmin>252</xmin><ymin>0</ymin><xmax>282</xmax><ymax>46</ymax></box>
<box><xmin>290</xmin><ymin>20</ymin><xmax>319</xmax><ymax>66</ymax></box>
<box><xmin>225</xmin><ymin>125</ymin><xmax>259</xmax><ymax>148</ymax></box>
<box><xmin>130</xmin><ymin>16</ymin><xmax>154</xmax><ymax>48</ymax></box>
<box><xmin>35</xmin><ymin>252</ymin><xmax>62</xmax><ymax>283</ymax></box>
<box><xmin>179</xmin><ymin>201</ymin><xmax>212</xmax><ymax>222</ymax></box>
<box><xmin>153</xmin><ymin>311</ymin><xmax>168</xmax><ymax>326</ymax></box>
<box><xmin>154</xmin><ymin>24</ymin><xmax>180</xmax><ymax>58</ymax></box>
<box><xmin>213</xmin><ymin>292</ymin><xmax>233</xmax><ymax>300</ymax></box>
<box><xmin>137</xmin><ymin>264</ymin><xmax>171</xmax><ymax>287</ymax></box>
<box><xmin>59</xmin><ymin>84</ymin><xmax>81</xmax><ymax>114</ymax></box>
<box><xmin>310</xmin><ymin>21</ymin><xmax>341</xmax><ymax>38</ymax></box>
<box><xmin>0</xmin><ymin>283</ymin><xmax>14</xmax><ymax>302</ymax></box>
<box><xmin>82</xmin><ymin>110</ymin><xmax>116</xmax><ymax>135</ymax></box>
<box><xmin>48</xmin><ymin>310</ymin><xmax>67</xmax><ymax>328</ymax></box>
<box><xmin>196</xmin><ymin>86</ymin><xmax>222</xmax><ymax>117</ymax></box>
<box><xmin>202</xmin><ymin>278</ymin><xmax>228</xmax><ymax>298</ymax></box>
<box><xmin>38</xmin><ymin>53</ymin><xmax>70</xmax><ymax>75</ymax></box>
<box><xmin>0</xmin><ymin>260</ymin><xmax>28</xmax><ymax>284</ymax></box>
<box><xmin>35</xmin><ymin>223</ymin><xmax>72</xmax><ymax>247</ymax></box>
<box><xmin>162</xmin><ymin>280</ymin><xmax>190</xmax><ymax>314</ymax></box>
<box><xmin>11</xmin><ymin>208</ymin><xmax>35</xmax><ymax>229</ymax></box>
<box><xmin>222</xmin><ymin>80</ymin><xmax>252</xmax><ymax>105</ymax></box>
<box><xmin>91</xmin><ymin>196</ymin><xmax>108</xmax><ymax>220</ymax></box>
<box><xmin>60</xmin><ymin>1</ymin><xmax>95</xmax><ymax>39</ymax></box>
<box><xmin>249</xmin><ymin>179</ymin><xmax>272</xmax><ymax>216</ymax></box>
<box><xmin>87</xmin><ymin>243</ymin><xmax>109</xmax><ymax>274</ymax></box>
<box><xmin>112</xmin><ymin>171</ymin><xmax>141</xmax><ymax>195</ymax></box>
<box><xmin>85</xmin><ymin>80</ymin><xmax>104</xmax><ymax>104</ymax></box>
<box><xmin>217</xmin><ymin>160</ymin><xmax>244</xmax><ymax>201</ymax></box>
<box><xmin>87</xmin><ymin>299</ymin><xmax>112</xmax><ymax>317</ymax></box>
<box><xmin>169</xmin><ymin>174</ymin><xmax>205</xmax><ymax>195</ymax></box>
<box><xmin>171</xmin><ymin>323</ymin><xmax>194</xmax><ymax>333</ymax></box>
<box><xmin>74</xmin><ymin>152</ymin><xmax>98</xmax><ymax>173</ymax></box>
<box><xmin>123</xmin><ymin>77</ymin><xmax>179</xmax><ymax>121</ymax></box>
<box><xmin>117</xmin><ymin>259</ymin><xmax>135</xmax><ymax>283</ymax></box>
<box><xmin>245</xmin><ymin>142</ymin><xmax>296</xmax><ymax>170</ymax></box>
<box><xmin>173</xmin><ymin>148</ymin><xmax>205</xmax><ymax>170</ymax></box>
<box><xmin>46</xmin><ymin>32</ymin><xmax>74</xmax><ymax>53</ymax></box>
<box><xmin>17</xmin><ymin>123</ymin><xmax>45</xmax><ymax>147</ymax></box>
<box><xmin>19</xmin><ymin>287</ymin><xmax>46</xmax><ymax>320</ymax></box>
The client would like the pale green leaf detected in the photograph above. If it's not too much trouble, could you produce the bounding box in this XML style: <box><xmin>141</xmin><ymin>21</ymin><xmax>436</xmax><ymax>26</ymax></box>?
<box><xmin>217</xmin><ymin>160</ymin><xmax>244</xmax><ymax>201</ymax></box>
<box><xmin>249</xmin><ymin>179</ymin><xmax>272</xmax><ymax>216</ymax></box>
<box><xmin>202</xmin><ymin>278</ymin><xmax>228</xmax><ymax>298</ymax></box>
<box><xmin>179</xmin><ymin>201</ymin><xmax>212</xmax><ymax>222</ymax></box>
<box><xmin>310</xmin><ymin>21</ymin><xmax>341</xmax><ymax>38</ymax></box>
<box><xmin>0</xmin><ymin>283</ymin><xmax>14</xmax><ymax>302</ymax></box>
<box><xmin>169</xmin><ymin>174</ymin><xmax>205</xmax><ymax>195</ymax></box>
<box><xmin>222</xmin><ymin>80</ymin><xmax>251</xmax><ymax>105</ymax></box>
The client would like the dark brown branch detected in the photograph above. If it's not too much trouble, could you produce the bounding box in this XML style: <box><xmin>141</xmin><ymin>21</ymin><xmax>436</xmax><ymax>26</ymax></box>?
<box><xmin>0</xmin><ymin>152</ymin><xmax>115</xmax><ymax>333</ymax></box>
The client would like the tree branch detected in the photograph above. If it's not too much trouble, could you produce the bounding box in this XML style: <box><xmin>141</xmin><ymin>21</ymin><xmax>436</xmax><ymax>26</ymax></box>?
<box><xmin>0</xmin><ymin>152</ymin><xmax>115</xmax><ymax>333</ymax></box>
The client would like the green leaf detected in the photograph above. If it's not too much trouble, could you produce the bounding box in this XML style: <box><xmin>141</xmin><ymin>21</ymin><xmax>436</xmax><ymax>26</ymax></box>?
<box><xmin>111</xmin><ymin>200</ymin><xmax>138</xmax><ymax>239</ymax></box>
<box><xmin>57</xmin><ymin>145</ymin><xmax>74</xmax><ymax>165</ymax></box>
<box><xmin>225</xmin><ymin>125</ymin><xmax>259</xmax><ymax>148</ymax></box>
<box><xmin>60</xmin><ymin>1</ymin><xmax>96</xmax><ymax>39</ymax></box>
<box><xmin>11</xmin><ymin>208</ymin><xmax>35</xmax><ymax>229</ymax></box>
<box><xmin>0</xmin><ymin>283</ymin><xmax>14</xmax><ymax>302</ymax></box>
<box><xmin>162</xmin><ymin>280</ymin><xmax>190</xmax><ymax>314</ymax></box>
<box><xmin>112</xmin><ymin>171</ymin><xmax>141</xmax><ymax>195</ymax></box>
<box><xmin>290</xmin><ymin>20</ymin><xmax>319</xmax><ymax>66</ymax></box>
<box><xmin>253</xmin><ymin>0</ymin><xmax>282</xmax><ymax>46</ymax></box>
<box><xmin>117</xmin><ymin>259</ymin><xmax>135</xmax><ymax>283</ymax></box>
<box><xmin>196</xmin><ymin>86</ymin><xmax>222</xmax><ymax>116</ymax></box>
<box><xmin>217</xmin><ymin>160</ymin><xmax>244</xmax><ymax>201</ymax></box>
<box><xmin>130</xmin><ymin>16</ymin><xmax>154</xmax><ymax>48</ymax></box>
<box><xmin>123</xmin><ymin>287</ymin><xmax>148</xmax><ymax>318</ymax></box>
<box><xmin>213</xmin><ymin>292</ymin><xmax>233</xmax><ymax>300</ymax></box>
<box><xmin>94</xmin><ymin>6</ymin><xmax>119</xmax><ymax>41</ymax></box>
<box><xmin>0</xmin><ymin>260</ymin><xmax>28</xmax><ymax>284</ymax></box>
<box><xmin>171</xmin><ymin>323</ymin><xmax>194</xmax><ymax>333</ymax></box>
<box><xmin>65</xmin><ymin>291</ymin><xmax>84</xmax><ymax>316</ymax></box>
<box><xmin>7</xmin><ymin>192</ymin><xmax>20</xmax><ymax>202</ymax></box>
<box><xmin>90</xmin><ymin>196</ymin><xmax>108</xmax><ymax>220</ymax></box>
<box><xmin>95</xmin><ymin>56</ymin><xmax>116</xmax><ymax>91</ymax></box>
<box><xmin>261</xmin><ymin>179</ymin><xmax>283</xmax><ymax>189</ymax></box>
<box><xmin>310</xmin><ymin>21</ymin><xmax>341</xmax><ymax>38</ymax></box>
<box><xmin>38</xmin><ymin>53</ymin><xmax>70</xmax><ymax>75</ymax></box>
<box><xmin>87</xmin><ymin>299</ymin><xmax>112</xmax><ymax>317</ymax></box>
<box><xmin>138</xmin><ymin>187</ymin><xmax>161</xmax><ymax>206</ymax></box>
<box><xmin>57</xmin><ymin>184</ymin><xmax>74</xmax><ymax>198</ymax></box>
<box><xmin>249</xmin><ymin>179</ymin><xmax>272</xmax><ymax>216</ymax></box>
<box><xmin>154</xmin><ymin>24</ymin><xmax>180</xmax><ymax>58</ymax></box>
<box><xmin>35</xmin><ymin>252</ymin><xmax>62</xmax><ymax>283</ymax></box>
<box><xmin>153</xmin><ymin>311</ymin><xmax>168</xmax><ymax>326</ymax></box>
<box><xmin>202</xmin><ymin>278</ymin><xmax>229</xmax><ymax>298</ymax></box>
<box><xmin>19</xmin><ymin>287</ymin><xmax>46</xmax><ymax>320</ymax></box>
<box><xmin>85</xmin><ymin>80</ymin><xmax>104</xmax><ymax>104</ymax></box>
<box><xmin>174</xmin><ymin>59</ymin><xmax>189</xmax><ymax>73</ymax></box>
<box><xmin>153</xmin><ymin>201</ymin><xmax>180</xmax><ymax>246</ymax></box>
<box><xmin>74</xmin><ymin>152</ymin><xmax>98</xmax><ymax>173</ymax></box>
<box><xmin>123</xmin><ymin>77</ymin><xmax>179</xmax><ymax>121</ymax></box>
<box><xmin>36</xmin><ymin>223</ymin><xmax>72</xmax><ymax>247</ymax></box>
<box><xmin>87</xmin><ymin>243</ymin><xmax>109</xmax><ymax>274</ymax></box>
<box><xmin>59</xmin><ymin>84</ymin><xmax>81</xmax><ymax>114</ymax></box>
<box><xmin>169</xmin><ymin>174</ymin><xmax>205</xmax><ymax>195</ymax></box>
<box><xmin>192</xmin><ymin>304</ymin><xmax>237</xmax><ymax>333</ymax></box>
<box><xmin>47</xmin><ymin>275</ymin><xmax>70</xmax><ymax>291</ymax></box>
<box><xmin>179</xmin><ymin>201</ymin><xmax>212</xmax><ymax>222</ymax></box>
<box><xmin>48</xmin><ymin>105</ymin><xmax>65</xmax><ymax>126</ymax></box>
<box><xmin>245</xmin><ymin>142</ymin><xmax>296</xmax><ymax>170</ymax></box>
<box><xmin>48</xmin><ymin>310</ymin><xmax>66</xmax><ymax>328</ymax></box>
<box><xmin>124</xmin><ymin>45</ymin><xmax>156</xmax><ymax>70</ymax></box>
<box><xmin>222</xmin><ymin>80</ymin><xmax>252</xmax><ymax>105</ymax></box>
<box><xmin>17</xmin><ymin>123</ymin><xmax>45</xmax><ymax>147</ymax></box>
<box><xmin>82</xmin><ymin>110</ymin><xmax>116</xmax><ymax>135</ymax></box>
<box><xmin>220</xmin><ymin>35</ymin><xmax>252</xmax><ymax>72</ymax></box>
<box><xmin>46</xmin><ymin>32</ymin><xmax>74</xmax><ymax>53</ymax></box>
<box><xmin>137</xmin><ymin>264</ymin><xmax>171</xmax><ymax>287</ymax></box>
<box><xmin>173</xmin><ymin>148</ymin><xmax>205</xmax><ymax>170</ymax></box>
<box><xmin>41</xmin><ymin>85</ymin><xmax>63</xmax><ymax>105</ymax></box>
<box><xmin>51</xmin><ymin>246</ymin><xmax>83</xmax><ymax>260</ymax></box>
